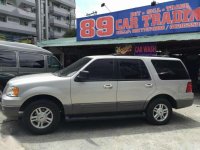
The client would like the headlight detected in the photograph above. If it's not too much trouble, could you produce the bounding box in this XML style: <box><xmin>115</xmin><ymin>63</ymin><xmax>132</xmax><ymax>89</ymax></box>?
<box><xmin>6</xmin><ymin>86</ymin><xmax>19</xmax><ymax>97</ymax></box>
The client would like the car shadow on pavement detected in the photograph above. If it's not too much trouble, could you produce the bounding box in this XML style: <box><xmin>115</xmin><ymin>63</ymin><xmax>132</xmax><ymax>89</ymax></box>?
<box><xmin>1</xmin><ymin>111</ymin><xmax>200</xmax><ymax>144</ymax></box>
<box><xmin>194</xmin><ymin>96</ymin><xmax>200</xmax><ymax>105</ymax></box>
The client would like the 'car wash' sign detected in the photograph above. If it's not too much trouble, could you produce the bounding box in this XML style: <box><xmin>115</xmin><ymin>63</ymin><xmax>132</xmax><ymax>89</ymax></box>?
<box><xmin>77</xmin><ymin>0</ymin><xmax>200</xmax><ymax>41</ymax></box>
<box><xmin>134</xmin><ymin>43</ymin><xmax>157</xmax><ymax>56</ymax></box>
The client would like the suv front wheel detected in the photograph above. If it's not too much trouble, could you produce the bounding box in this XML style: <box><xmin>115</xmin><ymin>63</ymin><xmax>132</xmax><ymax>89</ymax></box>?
<box><xmin>22</xmin><ymin>100</ymin><xmax>61</xmax><ymax>134</ymax></box>
<box><xmin>146</xmin><ymin>98</ymin><xmax>172</xmax><ymax>125</ymax></box>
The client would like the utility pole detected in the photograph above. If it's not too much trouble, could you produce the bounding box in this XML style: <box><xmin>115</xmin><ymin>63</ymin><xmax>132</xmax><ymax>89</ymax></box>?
<box><xmin>35</xmin><ymin>0</ymin><xmax>49</xmax><ymax>42</ymax></box>
<box><xmin>45</xmin><ymin>0</ymin><xmax>49</xmax><ymax>40</ymax></box>
<box><xmin>69</xmin><ymin>13</ymin><xmax>71</xmax><ymax>30</ymax></box>
<box><xmin>36</xmin><ymin>0</ymin><xmax>42</xmax><ymax>42</ymax></box>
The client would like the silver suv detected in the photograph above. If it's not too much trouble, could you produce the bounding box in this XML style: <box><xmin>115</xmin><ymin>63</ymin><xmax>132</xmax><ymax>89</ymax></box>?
<box><xmin>1</xmin><ymin>56</ymin><xmax>194</xmax><ymax>134</ymax></box>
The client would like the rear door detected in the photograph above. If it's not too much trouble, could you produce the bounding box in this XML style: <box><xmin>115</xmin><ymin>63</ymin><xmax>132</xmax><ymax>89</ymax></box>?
<box><xmin>117</xmin><ymin>59</ymin><xmax>155</xmax><ymax>111</ymax></box>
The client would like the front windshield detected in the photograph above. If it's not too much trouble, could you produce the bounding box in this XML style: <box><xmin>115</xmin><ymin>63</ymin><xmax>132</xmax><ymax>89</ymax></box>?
<box><xmin>56</xmin><ymin>57</ymin><xmax>91</xmax><ymax>77</ymax></box>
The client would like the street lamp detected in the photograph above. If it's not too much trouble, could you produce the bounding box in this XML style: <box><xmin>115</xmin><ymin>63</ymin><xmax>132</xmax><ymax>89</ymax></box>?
<box><xmin>101</xmin><ymin>3</ymin><xmax>111</xmax><ymax>13</ymax></box>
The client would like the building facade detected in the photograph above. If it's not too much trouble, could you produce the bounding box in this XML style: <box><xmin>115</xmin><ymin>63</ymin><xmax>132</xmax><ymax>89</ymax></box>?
<box><xmin>49</xmin><ymin>0</ymin><xmax>76</xmax><ymax>39</ymax></box>
<box><xmin>0</xmin><ymin>0</ymin><xmax>76</xmax><ymax>42</ymax></box>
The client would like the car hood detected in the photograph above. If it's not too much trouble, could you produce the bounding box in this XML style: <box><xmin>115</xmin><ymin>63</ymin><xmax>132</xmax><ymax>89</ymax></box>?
<box><xmin>8</xmin><ymin>73</ymin><xmax>66</xmax><ymax>86</ymax></box>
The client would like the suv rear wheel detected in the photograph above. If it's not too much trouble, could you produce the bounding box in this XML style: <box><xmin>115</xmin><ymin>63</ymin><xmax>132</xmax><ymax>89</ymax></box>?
<box><xmin>146</xmin><ymin>98</ymin><xmax>172</xmax><ymax>125</ymax></box>
<box><xmin>22</xmin><ymin>100</ymin><xmax>61</xmax><ymax>134</ymax></box>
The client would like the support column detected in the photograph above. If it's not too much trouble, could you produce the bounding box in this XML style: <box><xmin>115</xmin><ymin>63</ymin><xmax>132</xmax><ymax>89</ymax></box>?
<box><xmin>36</xmin><ymin>0</ymin><xmax>42</xmax><ymax>42</ymax></box>
<box><xmin>45</xmin><ymin>0</ymin><xmax>49</xmax><ymax>40</ymax></box>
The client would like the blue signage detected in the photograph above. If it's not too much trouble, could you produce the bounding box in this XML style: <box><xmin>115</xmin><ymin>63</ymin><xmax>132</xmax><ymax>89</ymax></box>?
<box><xmin>77</xmin><ymin>0</ymin><xmax>200</xmax><ymax>41</ymax></box>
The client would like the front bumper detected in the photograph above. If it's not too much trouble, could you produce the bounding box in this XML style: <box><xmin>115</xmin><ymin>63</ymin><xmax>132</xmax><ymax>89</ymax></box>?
<box><xmin>1</xmin><ymin>94</ymin><xmax>23</xmax><ymax>119</ymax></box>
<box><xmin>1</xmin><ymin>105</ymin><xmax>20</xmax><ymax>119</ymax></box>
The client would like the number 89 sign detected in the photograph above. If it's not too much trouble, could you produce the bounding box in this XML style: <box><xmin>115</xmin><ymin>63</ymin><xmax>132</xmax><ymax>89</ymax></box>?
<box><xmin>79</xmin><ymin>16</ymin><xmax>114</xmax><ymax>39</ymax></box>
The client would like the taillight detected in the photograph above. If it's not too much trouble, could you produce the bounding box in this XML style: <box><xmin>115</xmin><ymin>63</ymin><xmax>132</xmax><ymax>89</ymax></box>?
<box><xmin>186</xmin><ymin>82</ymin><xmax>192</xmax><ymax>93</ymax></box>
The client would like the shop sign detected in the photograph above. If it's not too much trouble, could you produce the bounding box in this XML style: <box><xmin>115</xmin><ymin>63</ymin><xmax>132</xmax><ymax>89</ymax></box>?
<box><xmin>77</xmin><ymin>0</ymin><xmax>200</xmax><ymax>41</ymax></box>
<box><xmin>116</xmin><ymin>45</ymin><xmax>133</xmax><ymax>55</ymax></box>
<box><xmin>134</xmin><ymin>43</ymin><xmax>157</xmax><ymax>56</ymax></box>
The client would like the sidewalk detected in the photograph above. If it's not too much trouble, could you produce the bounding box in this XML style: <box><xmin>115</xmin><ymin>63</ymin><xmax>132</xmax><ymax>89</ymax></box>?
<box><xmin>0</xmin><ymin>136</ymin><xmax>24</xmax><ymax>150</ymax></box>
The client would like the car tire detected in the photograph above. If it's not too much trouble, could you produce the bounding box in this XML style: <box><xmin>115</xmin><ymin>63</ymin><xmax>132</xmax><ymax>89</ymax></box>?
<box><xmin>22</xmin><ymin>100</ymin><xmax>61</xmax><ymax>134</ymax></box>
<box><xmin>146</xmin><ymin>98</ymin><xmax>172</xmax><ymax>125</ymax></box>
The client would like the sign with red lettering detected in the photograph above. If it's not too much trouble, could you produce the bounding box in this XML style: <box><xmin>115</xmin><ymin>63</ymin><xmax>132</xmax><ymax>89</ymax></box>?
<box><xmin>134</xmin><ymin>43</ymin><xmax>157</xmax><ymax>56</ymax></box>
<box><xmin>77</xmin><ymin>0</ymin><xmax>200</xmax><ymax>41</ymax></box>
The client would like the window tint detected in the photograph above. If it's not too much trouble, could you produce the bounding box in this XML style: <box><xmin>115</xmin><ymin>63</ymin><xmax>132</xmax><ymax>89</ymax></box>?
<box><xmin>19</xmin><ymin>53</ymin><xmax>44</xmax><ymax>68</ymax></box>
<box><xmin>85</xmin><ymin>59</ymin><xmax>114</xmax><ymax>81</ymax></box>
<box><xmin>118</xmin><ymin>59</ymin><xmax>150</xmax><ymax>80</ymax></box>
<box><xmin>48</xmin><ymin>56</ymin><xmax>61</xmax><ymax>69</ymax></box>
<box><xmin>0</xmin><ymin>51</ymin><xmax>16</xmax><ymax>67</ymax></box>
<box><xmin>151</xmin><ymin>60</ymin><xmax>190</xmax><ymax>80</ymax></box>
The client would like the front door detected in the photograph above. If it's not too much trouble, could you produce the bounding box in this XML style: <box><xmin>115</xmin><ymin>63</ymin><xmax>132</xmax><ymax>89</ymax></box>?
<box><xmin>71</xmin><ymin>59</ymin><xmax>117</xmax><ymax>114</ymax></box>
<box><xmin>117</xmin><ymin>59</ymin><xmax>155</xmax><ymax>111</ymax></box>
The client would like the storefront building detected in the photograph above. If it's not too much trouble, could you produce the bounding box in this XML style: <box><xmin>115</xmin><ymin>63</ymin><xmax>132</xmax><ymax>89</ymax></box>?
<box><xmin>39</xmin><ymin>0</ymin><xmax>200</xmax><ymax>91</ymax></box>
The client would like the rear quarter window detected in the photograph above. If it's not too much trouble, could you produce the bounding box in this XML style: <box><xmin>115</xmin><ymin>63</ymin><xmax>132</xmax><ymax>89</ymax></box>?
<box><xmin>151</xmin><ymin>60</ymin><xmax>190</xmax><ymax>80</ymax></box>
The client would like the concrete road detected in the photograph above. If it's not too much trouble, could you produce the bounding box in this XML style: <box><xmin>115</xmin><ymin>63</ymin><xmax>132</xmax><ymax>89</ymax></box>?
<box><xmin>0</xmin><ymin>97</ymin><xmax>200</xmax><ymax>150</ymax></box>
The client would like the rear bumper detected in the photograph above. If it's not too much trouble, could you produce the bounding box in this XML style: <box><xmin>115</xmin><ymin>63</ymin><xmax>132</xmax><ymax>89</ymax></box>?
<box><xmin>176</xmin><ymin>98</ymin><xmax>194</xmax><ymax>109</ymax></box>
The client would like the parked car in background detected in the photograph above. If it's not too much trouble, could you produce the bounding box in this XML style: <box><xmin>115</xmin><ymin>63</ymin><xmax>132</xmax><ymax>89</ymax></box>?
<box><xmin>1</xmin><ymin>55</ymin><xmax>194</xmax><ymax>134</ymax></box>
<box><xmin>0</xmin><ymin>41</ymin><xmax>62</xmax><ymax>94</ymax></box>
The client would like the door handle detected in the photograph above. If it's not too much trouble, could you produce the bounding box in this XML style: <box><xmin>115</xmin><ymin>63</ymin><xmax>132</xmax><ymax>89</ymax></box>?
<box><xmin>104</xmin><ymin>84</ymin><xmax>113</xmax><ymax>89</ymax></box>
<box><xmin>145</xmin><ymin>83</ymin><xmax>153</xmax><ymax>88</ymax></box>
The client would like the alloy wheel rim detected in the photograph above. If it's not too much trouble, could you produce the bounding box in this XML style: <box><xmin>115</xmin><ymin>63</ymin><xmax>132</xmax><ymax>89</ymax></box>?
<box><xmin>153</xmin><ymin>104</ymin><xmax>169</xmax><ymax>122</ymax></box>
<box><xmin>30</xmin><ymin>107</ymin><xmax>53</xmax><ymax>129</ymax></box>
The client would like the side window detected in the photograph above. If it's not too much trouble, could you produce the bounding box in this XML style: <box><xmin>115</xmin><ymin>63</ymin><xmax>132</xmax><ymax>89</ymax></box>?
<box><xmin>19</xmin><ymin>53</ymin><xmax>44</xmax><ymax>68</ymax></box>
<box><xmin>47</xmin><ymin>56</ymin><xmax>61</xmax><ymax>69</ymax></box>
<box><xmin>118</xmin><ymin>59</ymin><xmax>150</xmax><ymax>80</ymax></box>
<box><xmin>0</xmin><ymin>51</ymin><xmax>16</xmax><ymax>67</ymax></box>
<box><xmin>84</xmin><ymin>59</ymin><xmax>114</xmax><ymax>81</ymax></box>
<box><xmin>151</xmin><ymin>60</ymin><xmax>190</xmax><ymax>80</ymax></box>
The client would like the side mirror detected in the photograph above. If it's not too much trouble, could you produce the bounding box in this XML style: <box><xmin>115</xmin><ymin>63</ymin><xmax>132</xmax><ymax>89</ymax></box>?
<box><xmin>75</xmin><ymin>70</ymin><xmax>89</xmax><ymax>82</ymax></box>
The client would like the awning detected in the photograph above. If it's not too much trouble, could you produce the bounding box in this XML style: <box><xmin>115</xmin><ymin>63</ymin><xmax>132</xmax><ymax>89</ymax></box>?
<box><xmin>38</xmin><ymin>32</ymin><xmax>200</xmax><ymax>48</ymax></box>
